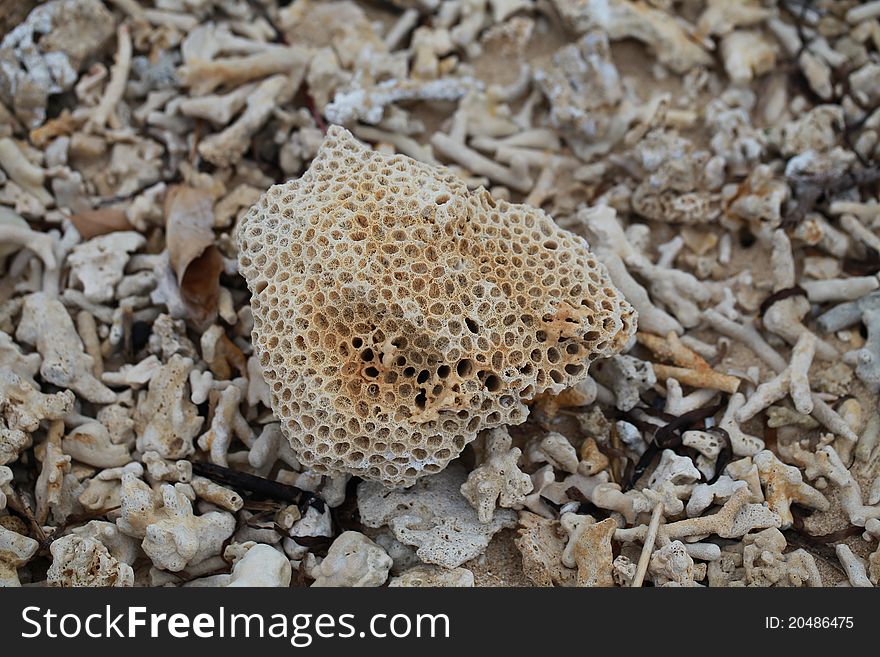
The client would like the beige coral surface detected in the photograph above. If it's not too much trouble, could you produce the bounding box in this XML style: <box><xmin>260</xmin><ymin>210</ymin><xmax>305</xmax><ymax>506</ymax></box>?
<box><xmin>238</xmin><ymin>125</ymin><xmax>634</xmax><ymax>486</ymax></box>
<box><xmin>1</xmin><ymin>0</ymin><xmax>879</xmax><ymax>588</ymax></box>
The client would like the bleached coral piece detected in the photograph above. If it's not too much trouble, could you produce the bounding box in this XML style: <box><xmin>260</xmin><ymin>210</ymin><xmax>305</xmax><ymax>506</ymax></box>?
<box><xmin>16</xmin><ymin>292</ymin><xmax>115</xmax><ymax>403</ymax></box>
<box><xmin>246</xmin><ymin>355</ymin><xmax>271</xmax><ymax>408</ymax></box>
<box><xmin>740</xmin><ymin>528</ymin><xmax>821</xmax><ymax>587</ymax></box>
<box><xmin>134</xmin><ymin>355</ymin><xmax>203</xmax><ymax>460</ymax></box>
<box><xmin>0</xmin><ymin>0</ymin><xmax>115</xmax><ymax>127</ymax></box>
<box><xmin>776</xmin><ymin>105</ymin><xmax>844</xmax><ymax>158</ymax></box>
<box><xmin>247</xmin><ymin>423</ymin><xmax>300</xmax><ymax>475</ymax></box>
<box><xmin>35</xmin><ymin>421</ymin><xmax>71</xmax><ymax>524</ymax></box>
<box><xmin>522</xmin><ymin>465</ymin><xmax>557</xmax><ymax>518</ymax></box>
<box><xmin>534</xmin><ymin>32</ymin><xmax>634</xmax><ymax>158</ymax></box>
<box><xmin>515</xmin><ymin>511</ymin><xmax>577</xmax><ymax>587</ymax></box>
<box><xmin>649</xmin><ymin>541</ymin><xmax>696</xmax><ymax>587</ymax></box>
<box><xmin>0</xmin><ymin>526</ymin><xmax>39</xmax><ymax>587</ymax></box>
<box><xmin>238</xmin><ymin>126</ymin><xmax>635</xmax><ymax>487</ymax></box>
<box><xmin>707</xmin><ymin>311</ymin><xmax>855</xmax><ymax>444</ymax></box>
<box><xmin>0</xmin><ymin>138</ymin><xmax>53</xmax><ymax>210</ymax></box>
<box><xmin>67</xmin><ymin>232</ymin><xmax>145</xmax><ymax>303</ymax></box>
<box><xmin>461</xmin><ymin>427</ymin><xmax>532</xmax><ymax>523</ymax></box>
<box><xmin>835</xmin><ymin>544</ymin><xmax>873</xmax><ymax>587</ymax></box>
<box><xmin>568</xmin><ymin>517</ymin><xmax>616</xmax><ymax>587</ymax></box>
<box><xmin>591</xmin><ymin>355</ymin><xmax>656</xmax><ymax>411</ymax></box>
<box><xmin>311</xmin><ymin>531</ymin><xmax>392</xmax><ymax>587</ymax></box>
<box><xmin>190</xmin><ymin>476</ymin><xmax>243</xmax><ymax>512</ymax></box>
<box><xmin>697</xmin><ymin>0</ymin><xmax>772</xmax><ymax>36</ymax></box>
<box><xmin>647</xmin><ymin>449</ymin><xmax>700</xmax><ymax>490</ymax></box>
<box><xmin>560</xmin><ymin>512</ymin><xmax>594</xmax><ymax>569</ymax></box>
<box><xmin>816</xmin><ymin>445</ymin><xmax>880</xmax><ymax>527</ymax></box>
<box><xmin>46</xmin><ymin>534</ymin><xmax>134</xmax><ymax>587</ymax></box>
<box><xmin>726</xmin><ymin>165</ymin><xmax>789</xmax><ymax>235</ymax></box>
<box><xmin>616</xmin><ymin>487</ymin><xmax>780</xmax><ymax>543</ymax></box>
<box><xmin>590</xmin><ymin>481</ymin><xmax>653</xmax><ymax>525</ymax></box>
<box><xmin>177</xmin><ymin>46</ymin><xmax>311</xmax><ymax>97</ymax></box>
<box><xmin>527</xmin><ymin>431</ymin><xmax>579</xmax><ymax>474</ymax></box>
<box><xmin>764</xmin><ymin>230</ymin><xmax>837</xmax><ymax>360</ymax></box>
<box><xmin>326</xmin><ymin>76</ymin><xmax>477</xmax><ymax>125</ymax></box>
<box><xmin>686</xmin><ymin>476</ymin><xmax>747</xmax><ymax>517</ymax></box>
<box><xmin>178</xmin><ymin>82</ymin><xmax>257</xmax><ymax>127</ymax></box>
<box><xmin>629</xmin><ymin>133</ymin><xmax>723</xmax><ymax>226</ymax></box>
<box><xmin>578</xmin><ymin>436</ymin><xmax>609</xmax><ymax>476</ymax></box>
<box><xmin>736</xmin><ymin>332</ymin><xmax>816</xmax><ymax>421</ymax></box>
<box><xmin>102</xmin><ymin>356</ymin><xmax>162</xmax><ymax>389</ymax></box>
<box><xmin>663</xmin><ymin>379</ymin><xmax>720</xmax><ymax>415</ymax></box>
<box><xmin>0</xmin><ymin>207</ymin><xmax>56</xmax><ymax>266</ymax></box>
<box><xmin>1</xmin><ymin>332</ymin><xmax>75</xmax><ymax>465</ymax></box>
<box><xmin>2</xmin><ymin>388</ymin><xmax>67</xmax><ymax>462</ymax></box>
<box><xmin>0</xmin><ymin>466</ymin><xmax>11</xmax><ymax>511</ymax></box>
<box><xmin>69</xmin><ymin>521</ymin><xmax>140</xmax><ymax>566</ymax></box>
<box><xmin>135</xmin><ymin>483</ymin><xmax>236</xmax><ymax>572</ymax></box>
<box><xmin>753</xmin><ymin>450</ymin><xmax>828</xmax><ymax>529</ymax></box>
<box><xmin>582</xmin><ymin>205</ymin><xmax>709</xmax><ymax>329</ymax></box>
<box><xmin>720</xmin><ymin>30</ymin><xmax>777</xmax><ymax>84</ymax></box>
<box><xmin>552</xmin><ymin>0</ymin><xmax>712</xmax><ymax>73</ymax></box>
<box><xmin>199</xmin><ymin>74</ymin><xmax>297</xmax><ymax>167</ymax></box>
<box><xmin>725</xmin><ymin>455</ymin><xmax>765</xmax><ymax>498</ymax></box>
<box><xmin>681</xmin><ymin>430</ymin><xmax>723</xmax><ymax>480</ymax></box>
<box><xmin>358</xmin><ymin>464</ymin><xmax>516</xmax><ymax>568</ymax></box>
<box><xmin>389</xmin><ymin>564</ymin><xmax>474</xmax><ymax>587</ymax></box>
<box><xmin>430</xmin><ymin>131</ymin><xmax>533</xmax><ymax>192</ymax></box>
<box><xmin>197</xmin><ymin>383</ymin><xmax>252</xmax><ymax>467</ymax></box>
<box><xmin>841</xmin><ymin>294</ymin><xmax>880</xmax><ymax>392</ymax></box>
<box><xmin>113</xmin><ymin>474</ymin><xmax>158</xmax><ymax>538</ymax></box>
<box><xmin>802</xmin><ymin>277</ymin><xmax>879</xmax><ymax>304</ymax></box>
<box><xmin>866</xmin><ymin>520</ymin><xmax>880</xmax><ymax>585</ymax></box>
<box><xmin>63</xmin><ymin>421</ymin><xmax>131</xmax><ymax>468</ymax></box>
<box><xmin>227</xmin><ymin>544</ymin><xmax>291</xmax><ymax>587</ymax></box>
<box><xmin>289</xmin><ymin>505</ymin><xmax>334</xmax><ymax>540</ymax></box>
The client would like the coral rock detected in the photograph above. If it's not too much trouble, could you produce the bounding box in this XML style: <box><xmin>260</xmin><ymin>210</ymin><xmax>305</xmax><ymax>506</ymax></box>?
<box><xmin>461</xmin><ymin>427</ymin><xmax>532</xmax><ymax>523</ymax></box>
<box><xmin>389</xmin><ymin>564</ymin><xmax>475</xmax><ymax>587</ymax></box>
<box><xmin>227</xmin><ymin>544</ymin><xmax>292</xmax><ymax>587</ymax></box>
<box><xmin>514</xmin><ymin>511</ymin><xmax>576</xmax><ymax>587</ymax></box>
<box><xmin>238</xmin><ymin>126</ymin><xmax>635</xmax><ymax>486</ymax></box>
<box><xmin>46</xmin><ymin>534</ymin><xmax>134</xmax><ymax>587</ymax></box>
<box><xmin>570</xmin><ymin>517</ymin><xmax>616</xmax><ymax>587</ymax></box>
<box><xmin>0</xmin><ymin>526</ymin><xmax>39</xmax><ymax>587</ymax></box>
<box><xmin>358</xmin><ymin>464</ymin><xmax>516</xmax><ymax>568</ymax></box>
<box><xmin>311</xmin><ymin>531</ymin><xmax>392</xmax><ymax>587</ymax></box>
<box><xmin>16</xmin><ymin>292</ymin><xmax>115</xmax><ymax>403</ymax></box>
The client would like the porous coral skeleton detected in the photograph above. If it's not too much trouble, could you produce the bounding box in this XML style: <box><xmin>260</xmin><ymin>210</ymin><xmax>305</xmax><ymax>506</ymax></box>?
<box><xmin>1</xmin><ymin>0</ymin><xmax>880</xmax><ymax>589</ymax></box>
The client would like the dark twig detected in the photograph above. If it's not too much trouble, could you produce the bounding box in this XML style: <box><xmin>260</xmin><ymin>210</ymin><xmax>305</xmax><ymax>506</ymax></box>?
<box><xmin>303</xmin><ymin>89</ymin><xmax>328</xmax><ymax>134</ymax></box>
<box><xmin>189</xmin><ymin>461</ymin><xmax>321</xmax><ymax>509</ymax></box>
<box><xmin>784</xmin><ymin>510</ymin><xmax>865</xmax><ymax>577</ymax></box>
<box><xmin>623</xmin><ymin>403</ymin><xmax>724</xmax><ymax>490</ymax></box>
<box><xmin>843</xmin><ymin>247</ymin><xmax>880</xmax><ymax>276</ymax></box>
<box><xmin>784</xmin><ymin>167</ymin><xmax>880</xmax><ymax>227</ymax></box>
<box><xmin>759</xmin><ymin>285</ymin><xmax>807</xmax><ymax>317</ymax></box>
<box><xmin>6</xmin><ymin>484</ymin><xmax>49</xmax><ymax>548</ymax></box>
<box><xmin>704</xmin><ymin>426</ymin><xmax>731</xmax><ymax>485</ymax></box>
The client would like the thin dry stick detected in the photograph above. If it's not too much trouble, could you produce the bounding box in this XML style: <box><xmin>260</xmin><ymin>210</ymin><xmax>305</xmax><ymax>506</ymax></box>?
<box><xmin>631</xmin><ymin>503</ymin><xmax>664</xmax><ymax>587</ymax></box>
<box><xmin>6</xmin><ymin>486</ymin><xmax>48</xmax><ymax>547</ymax></box>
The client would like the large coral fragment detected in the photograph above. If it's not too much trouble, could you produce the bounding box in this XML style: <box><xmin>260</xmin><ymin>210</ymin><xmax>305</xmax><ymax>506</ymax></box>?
<box><xmin>238</xmin><ymin>126</ymin><xmax>635</xmax><ymax>486</ymax></box>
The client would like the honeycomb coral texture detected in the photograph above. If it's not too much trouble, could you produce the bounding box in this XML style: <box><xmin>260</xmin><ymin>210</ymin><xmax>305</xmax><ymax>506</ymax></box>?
<box><xmin>238</xmin><ymin>126</ymin><xmax>636</xmax><ymax>486</ymax></box>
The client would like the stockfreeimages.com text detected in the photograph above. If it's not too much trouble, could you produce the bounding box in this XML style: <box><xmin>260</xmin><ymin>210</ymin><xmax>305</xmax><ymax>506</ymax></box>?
<box><xmin>21</xmin><ymin>605</ymin><xmax>450</xmax><ymax>646</ymax></box>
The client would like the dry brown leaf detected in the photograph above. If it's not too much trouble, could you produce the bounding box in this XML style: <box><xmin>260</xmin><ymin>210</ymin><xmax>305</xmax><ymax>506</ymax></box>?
<box><xmin>180</xmin><ymin>245</ymin><xmax>224</xmax><ymax>328</ymax></box>
<box><xmin>164</xmin><ymin>185</ymin><xmax>221</xmax><ymax>328</ymax></box>
<box><xmin>165</xmin><ymin>185</ymin><xmax>215</xmax><ymax>284</ymax></box>
<box><xmin>68</xmin><ymin>207</ymin><xmax>133</xmax><ymax>239</ymax></box>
